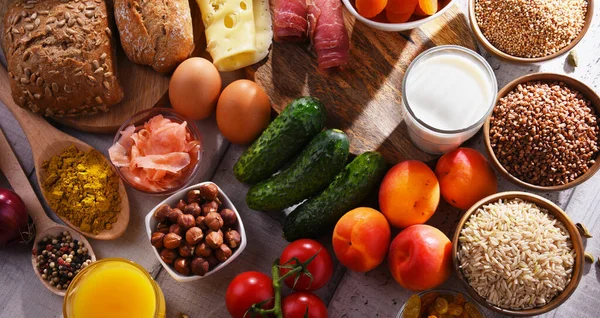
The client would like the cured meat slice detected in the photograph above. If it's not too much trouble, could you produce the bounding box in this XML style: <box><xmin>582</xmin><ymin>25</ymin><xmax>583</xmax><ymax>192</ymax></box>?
<box><xmin>108</xmin><ymin>114</ymin><xmax>201</xmax><ymax>192</ymax></box>
<box><xmin>307</xmin><ymin>0</ymin><xmax>350</xmax><ymax>70</ymax></box>
<box><xmin>274</xmin><ymin>0</ymin><xmax>309</xmax><ymax>42</ymax></box>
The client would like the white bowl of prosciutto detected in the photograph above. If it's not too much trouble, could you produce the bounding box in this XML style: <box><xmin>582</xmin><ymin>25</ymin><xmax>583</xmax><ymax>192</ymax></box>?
<box><xmin>342</xmin><ymin>0</ymin><xmax>454</xmax><ymax>31</ymax></box>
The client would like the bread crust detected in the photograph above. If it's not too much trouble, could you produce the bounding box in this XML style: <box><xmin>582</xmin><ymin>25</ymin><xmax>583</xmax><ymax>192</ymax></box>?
<box><xmin>114</xmin><ymin>0</ymin><xmax>194</xmax><ymax>73</ymax></box>
<box><xmin>2</xmin><ymin>0</ymin><xmax>124</xmax><ymax>117</ymax></box>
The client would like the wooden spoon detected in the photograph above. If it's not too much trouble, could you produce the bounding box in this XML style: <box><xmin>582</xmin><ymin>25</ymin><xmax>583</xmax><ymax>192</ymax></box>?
<box><xmin>0</xmin><ymin>65</ymin><xmax>129</xmax><ymax>240</ymax></box>
<box><xmin>0</xmin><ymin>128</ymin><xmax>97</xmax><ymax>296</ymax></box>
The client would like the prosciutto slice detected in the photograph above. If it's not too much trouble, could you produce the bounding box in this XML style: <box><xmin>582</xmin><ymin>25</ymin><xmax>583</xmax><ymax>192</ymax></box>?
<box><xmin>274</xmin><ymin>0</ymin><xmax>309</xmax><ymax>42</ymax></box>
<box><xmin>108</xmin><ymin>114</ymin><xmax>201</xmax><ymax>192</ymax></box>
<box><xmin>307</xmin><ymin>0</ymin><xmax>350</xmax><ymax>70</ymax></box>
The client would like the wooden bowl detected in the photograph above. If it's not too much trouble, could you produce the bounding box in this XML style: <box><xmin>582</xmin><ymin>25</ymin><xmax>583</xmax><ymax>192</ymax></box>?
<box><xmin>451</xmin><ymin>191</ymin><xmax>584</xmax><ymax>316</ymax></box>
<box><xmin>468</xmin><ymin>0</ymin><xmax>594</xmax><ymax>63</ymax></box>
<box><xmin>483</xmin><ymin>73</ymin><xmax>600</xmax><ymax>191</ymax></box>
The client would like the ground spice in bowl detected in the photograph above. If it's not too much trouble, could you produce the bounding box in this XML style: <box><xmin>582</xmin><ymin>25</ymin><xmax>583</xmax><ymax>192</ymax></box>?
<box><xmin>42</xmin><ymin>146</ymin><xmax>121</xmax><ymax>234</ymax></box>
<box><xmin>489</xmin><ymin>80</ymin><xmax>599</xmax><ymax>187</ymax></box>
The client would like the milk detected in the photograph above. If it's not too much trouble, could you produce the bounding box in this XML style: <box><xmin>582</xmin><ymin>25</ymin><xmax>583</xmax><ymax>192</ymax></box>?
<box><xmin>402</xmin><ymin>46</ymin><xmax>497</xmax><ymax>154</ymax></box>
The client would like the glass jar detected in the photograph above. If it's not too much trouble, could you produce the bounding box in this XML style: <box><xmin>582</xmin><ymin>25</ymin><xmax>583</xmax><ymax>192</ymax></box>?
<box><xmin>396</xmin><ymin>289</ymin><xmax>484</xmax><ymax>318</ymax></box>
<box><xmin>63</xmin><ymin>258</ymin><xmax>166</xmax><ymax>318</ymax></box>
<box><xmin>402</xmin><ymin>45</ymin><xmax>497</xmax><ymax>154</ymax></box>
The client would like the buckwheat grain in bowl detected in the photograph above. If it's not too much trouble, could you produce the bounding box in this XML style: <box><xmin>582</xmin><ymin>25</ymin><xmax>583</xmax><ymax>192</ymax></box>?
<box><xmin>488</xmin><ymin>77</ymin><xmax>600</xmax><ymax>189</ymax></box>
<box><xmin>471</xmin><ymin>0</ymin><xmax>591</xmax><ymax>61</ymax></box>
<box><xmin>455</xmin><ymin>193</ymin><xmax>584</xmax><ymax>316</ymax></box>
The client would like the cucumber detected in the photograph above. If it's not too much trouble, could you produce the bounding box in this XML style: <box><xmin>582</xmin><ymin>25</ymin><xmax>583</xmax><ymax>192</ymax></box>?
<box><xmin>233</xmin><ymin>97</ymin><xmax>327</xmax><ymax>184</ymax></box>
<box><xmin>282</xmin><ymin>152</ymin><xmax>387</xmax><ymax>241</ymax></box>
<box><xmin>246</xmin><ymin>129</ymin><xmax>350</xmax><ymax>212</ymax></box>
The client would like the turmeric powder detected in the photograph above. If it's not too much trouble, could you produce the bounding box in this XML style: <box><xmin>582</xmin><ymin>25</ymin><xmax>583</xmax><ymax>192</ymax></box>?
<box><xmin>42</xmin><ymin>146</ymin><xmax>121</xmax><ymax>234</ymax></box>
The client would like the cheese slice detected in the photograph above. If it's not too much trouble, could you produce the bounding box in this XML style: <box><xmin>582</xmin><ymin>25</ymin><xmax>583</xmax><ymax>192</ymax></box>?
<box><xmin>197</xmin><ymin>0</ymin><xmax>273</xmax><ymax>71</ymax></box>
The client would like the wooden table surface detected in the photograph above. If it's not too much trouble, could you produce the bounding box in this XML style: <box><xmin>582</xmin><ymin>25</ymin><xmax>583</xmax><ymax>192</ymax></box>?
<box><xmin>1</xmin><ymin>1</ymin><xmax>599</xmax><ymax>317</ymax></box>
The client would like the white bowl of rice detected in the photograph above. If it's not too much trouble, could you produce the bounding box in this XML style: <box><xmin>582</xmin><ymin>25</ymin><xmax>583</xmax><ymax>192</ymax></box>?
<box><xmin>452</xmin><ymin>191</ymin><xmax>584</xmax><ymax>316</ymax></box>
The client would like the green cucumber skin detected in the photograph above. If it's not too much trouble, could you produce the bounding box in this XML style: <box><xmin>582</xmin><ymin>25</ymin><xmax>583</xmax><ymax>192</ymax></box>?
<box><xmin>282</xmin><ymin>152</ymin><xmax>387</xmax><ymax>241</ymax></box>
<box><xmin>233</xmin><ymin>97</ymin><xmax>327</xmax><ymax>184</ymax></box>
<box><xmin>246</xmin><ymin>129</ymin><xmax>350</xmax><ymax>212</ymax></box>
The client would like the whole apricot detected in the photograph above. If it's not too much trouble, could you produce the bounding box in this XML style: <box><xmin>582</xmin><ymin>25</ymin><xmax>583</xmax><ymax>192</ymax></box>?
<box><xmin>332</xmin><ymin>207</ymin><xmax>391</xmax><ymax>272</ymax></box>
<box><xmin>388</xmin><ymin>224</ymin><xmax>452</xmax><ymax>291</ymax></box>
<box><xmin>379</xmin><ymin>160</ymin><xmax>440</xmax><ymax>228</ymax></box>
<box><xmin>435</xmin><ymin>148</ymin><xmax>497</xmax><ymax>210</ymax></box>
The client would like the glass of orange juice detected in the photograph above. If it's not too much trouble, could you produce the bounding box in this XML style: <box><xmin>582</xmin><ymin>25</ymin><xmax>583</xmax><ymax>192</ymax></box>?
<box><xmin>63</xmin><ymin>258</ymin><xmax>166</xmax><ymax>318</ymax></box>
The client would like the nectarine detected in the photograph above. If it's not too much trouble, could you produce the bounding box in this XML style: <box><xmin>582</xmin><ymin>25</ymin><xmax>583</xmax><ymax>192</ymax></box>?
<box><xmin>388</xmin><ymin>224</ymin><xmax>452</xmax><ymax>291</ymax></box>
<box><xmin>435</xmin><ymin>148</ymin><xmax>498</xmax><ymax>210</ymax></box>
<box><xmin>379</xmin><ymin>160</ymin><xmax>440</xmax><ymax>228</ymax></box>
<box><xmin>332</xmin><ymin>207</ymin><xmax>391</xmax><ymax>272</ymax></box>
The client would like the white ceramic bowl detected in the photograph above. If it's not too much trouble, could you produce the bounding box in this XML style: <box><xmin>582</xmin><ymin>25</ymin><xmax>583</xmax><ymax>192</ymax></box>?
<box><xmin>342</xmin><ymin>0</ymin><xmax>455</xmax><ymax>31</ymax></box>
<box><xmin>145</xmin><ymin>182</ymin><xmax>247</xmax><ymax>282</ymax></box>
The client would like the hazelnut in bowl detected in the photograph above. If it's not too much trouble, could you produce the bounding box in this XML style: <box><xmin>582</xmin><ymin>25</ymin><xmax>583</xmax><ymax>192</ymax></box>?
<box><xmin>145</xmin><ymin>182</ymin><xmax>247</xmax><ymax>282</ymax></box>
<box><xmin>484</xmin><ymin>73</ymin><xmax>600</xmax><ymax>191</ymax></box>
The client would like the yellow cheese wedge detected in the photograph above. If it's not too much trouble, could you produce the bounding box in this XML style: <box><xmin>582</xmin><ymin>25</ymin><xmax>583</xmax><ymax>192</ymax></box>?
<box><xmin>197</xmin><ymin>0</ymin><xmax>272</xmax><ymax>72</ymax></box>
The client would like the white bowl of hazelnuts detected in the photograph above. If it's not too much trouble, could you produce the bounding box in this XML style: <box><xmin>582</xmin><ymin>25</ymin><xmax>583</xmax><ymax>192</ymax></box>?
<box><xmin>145</xmin><ymin>182</ymin><xmax>247</xmax><ymax>282</ymax></box>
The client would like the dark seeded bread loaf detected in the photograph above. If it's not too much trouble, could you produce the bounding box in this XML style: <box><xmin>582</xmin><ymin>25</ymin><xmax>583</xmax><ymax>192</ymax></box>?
<box><xmin>114</xmin><ymin>0</ymin><xmax>194</xmax><ymax>74</ymax></box>
<box><xmin>2</xmin><ymin>0</ymin><xmax>124</xmax><ymax>117</ymax></box>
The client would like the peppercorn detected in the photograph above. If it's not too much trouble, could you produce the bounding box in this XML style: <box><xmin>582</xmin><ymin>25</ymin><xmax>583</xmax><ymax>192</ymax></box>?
<box><xmin>34</xmin><ymin>232</ymin><xmax>92</xmax><ymax>292</ymax></box>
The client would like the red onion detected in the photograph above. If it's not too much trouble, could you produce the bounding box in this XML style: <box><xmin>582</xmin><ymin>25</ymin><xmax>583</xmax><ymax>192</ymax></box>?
<box><xmin>0</xmin><ymin>188</ymin><xmax>32</xmax><ymax>245</ymax></box>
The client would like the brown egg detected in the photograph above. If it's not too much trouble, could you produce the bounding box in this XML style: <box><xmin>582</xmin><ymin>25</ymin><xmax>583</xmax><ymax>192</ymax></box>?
<box><xmin>216</xmin><ymin>80</ymin><xmax>271</xmax><ymax>145</ymax></box>
<box><xmin>169</xmin><ymin>58</ymin><xmax>222</xmax><ymax>120</ymax></box>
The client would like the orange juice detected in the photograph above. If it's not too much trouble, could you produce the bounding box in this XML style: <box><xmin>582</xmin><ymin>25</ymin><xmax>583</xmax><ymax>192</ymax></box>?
<box><xmin>64</xmin><ymin>258</ymin><xmax>166</xmax><ymax>318</ymax></box>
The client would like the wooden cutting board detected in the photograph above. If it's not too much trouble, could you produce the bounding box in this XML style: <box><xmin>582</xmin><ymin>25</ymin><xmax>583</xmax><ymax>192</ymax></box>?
<box><xmin>247</xmin><ymin>3</ymin><xmax>477</xmax><ymax>164</ymax></box>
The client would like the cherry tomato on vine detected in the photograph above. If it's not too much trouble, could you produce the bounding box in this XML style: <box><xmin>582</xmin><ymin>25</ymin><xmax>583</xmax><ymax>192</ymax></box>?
<box><xmin>225</xmin><ymin>271</ymin><xmax>274</xmax><ymax>318</ymax></box>
<box><xmin>279</xmin><ymin>239</ymin><xmax>333</xmax><ymax>291</ymax></box>
<box><xmin>282</xmin><ymin>292</ymin><xmax>328</xmax><ymax>318</ymax></box>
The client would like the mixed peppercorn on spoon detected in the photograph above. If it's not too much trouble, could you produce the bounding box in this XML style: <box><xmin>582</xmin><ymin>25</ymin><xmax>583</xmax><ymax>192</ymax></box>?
<box><xmin>0</xmin><ymin>128</ymin><xmax>97</xmax><ymax>296</ymax></box>
<box><xmin>0</xmin><ymin>65</ymin><xmax>130</xmax><ymax>240</ymax></box>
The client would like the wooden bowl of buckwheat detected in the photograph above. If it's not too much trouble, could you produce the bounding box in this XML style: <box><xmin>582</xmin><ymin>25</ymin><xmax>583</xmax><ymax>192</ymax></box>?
<box><xmin>483</xmin><ymin>73</ymin><xmax>600</xmax><ymax>191</ymax></box>
<box><xmin>469</xmin><ymin>0</ymin><xmax>594</xmax><ymax>63</ymax></box>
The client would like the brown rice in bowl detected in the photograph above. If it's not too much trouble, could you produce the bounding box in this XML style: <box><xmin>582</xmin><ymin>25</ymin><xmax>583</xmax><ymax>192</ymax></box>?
<box><xmin>458</xmin><ymin>198</ymin><xmax>575</xmax><ymax>310</ymax></box>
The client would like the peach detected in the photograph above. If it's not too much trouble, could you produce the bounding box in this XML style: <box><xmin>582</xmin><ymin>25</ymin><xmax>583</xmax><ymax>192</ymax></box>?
<box><xmin>332</xmin><ymin>207</ymin><xmax>391</xmax><ymax>272</ymax></box>
<box><xmin>378</xmin><ymin>160</ymin><xmax>440</xmax><ymax>228</ymax></box>
<box><xmin>435</xmin><ymin>148</ymin><xmax>498</xmax><ymax>210</ymax></box>
<box><xmin>388</xmin><ymin>224</ymin><xmax>452</xmax><ymax>291</ymax></box>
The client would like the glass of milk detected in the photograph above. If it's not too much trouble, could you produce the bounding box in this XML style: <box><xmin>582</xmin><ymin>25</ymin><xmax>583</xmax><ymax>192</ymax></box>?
<box><xmin>402</xmin><ymin>45</ymin><xmax>497</xmax><ymax>154</ymax></box>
